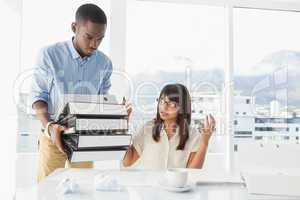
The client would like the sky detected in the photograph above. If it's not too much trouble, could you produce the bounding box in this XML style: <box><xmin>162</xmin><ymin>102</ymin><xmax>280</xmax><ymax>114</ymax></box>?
<box><xmin>20</xmin><ymin>0</ymin><xmax>110</xmax><ymax>71</ymax></box>
<box><xmin>125</xmin><ymin>0</ymin><xmax>300</xmax><ymax>75</ymax></box>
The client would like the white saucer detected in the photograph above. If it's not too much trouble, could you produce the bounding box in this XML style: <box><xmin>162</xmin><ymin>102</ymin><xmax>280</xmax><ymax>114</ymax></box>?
<box><xmin>157</xmin><ymin>178</ymin><xmax>193</xmax><ymax>192</ymax></box>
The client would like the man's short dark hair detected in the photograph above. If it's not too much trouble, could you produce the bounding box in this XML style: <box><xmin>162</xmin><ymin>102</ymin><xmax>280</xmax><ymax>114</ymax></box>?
<box><xmin>75</xmin><ymin>4</ymin><xmax>107</xmax><ymax>24</ymax></box>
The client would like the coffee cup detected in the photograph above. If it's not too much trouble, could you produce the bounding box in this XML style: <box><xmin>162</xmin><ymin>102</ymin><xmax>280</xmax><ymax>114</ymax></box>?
<box><xmin>165</xmin><ymin>169</ymin><xmax>188</xmax><ymax>188</ymax></box>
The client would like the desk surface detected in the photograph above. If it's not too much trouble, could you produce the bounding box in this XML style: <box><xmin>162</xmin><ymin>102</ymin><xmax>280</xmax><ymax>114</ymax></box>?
<box><xmin>16</xmin><ymin>168</ymin><xmax>247</xmax><ymax>200</ymax></box>
<box><xmin>15</xmin><ymin>168</ymin><xmax>298</xmax><ymax>200</ymax></box>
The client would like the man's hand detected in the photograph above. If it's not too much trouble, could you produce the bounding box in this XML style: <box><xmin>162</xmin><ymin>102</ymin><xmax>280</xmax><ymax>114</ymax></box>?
<box><xmin>49</xmin><ymin>124</ymin><xmax>66</xmax><ymax>153</ymax></box>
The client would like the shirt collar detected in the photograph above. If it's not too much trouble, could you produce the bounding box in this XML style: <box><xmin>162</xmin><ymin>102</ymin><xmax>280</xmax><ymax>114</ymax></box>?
<box><xmin>67</xmin><ymin>38</ymin><xmax>81</xmax><ymax>60</ymax></box>
<box><xmin>67</xmin><ymin>38</ymin><xmax>97</xmax><ymax>60</ymax></box>
<box><xmin>161</xmin><ymin>125</ymin><xmax>179</xmax><ymax>138</ymax></box>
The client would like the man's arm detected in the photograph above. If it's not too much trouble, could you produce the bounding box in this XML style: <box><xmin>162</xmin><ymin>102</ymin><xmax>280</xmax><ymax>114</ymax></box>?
<box><xmin>33</xmin><ymin>100</ymin><xmax>65</xmax><ymax>153</ymax></box>
<box><xmin>30</xmin><ymin>48</ymin><xmax>65</xmax><ymax>153</ymax></box>
<box><xmin>32</xmin><ymin>100</ymin><xmax>50</xmax><ymax>128</ymax></box>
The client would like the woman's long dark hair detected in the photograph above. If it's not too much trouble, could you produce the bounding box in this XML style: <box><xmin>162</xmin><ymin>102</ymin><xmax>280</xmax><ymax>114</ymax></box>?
<box><xmin>152</xmin><ymin>84</ymin><xmax>191</xmax><ymax>150</ymax></box>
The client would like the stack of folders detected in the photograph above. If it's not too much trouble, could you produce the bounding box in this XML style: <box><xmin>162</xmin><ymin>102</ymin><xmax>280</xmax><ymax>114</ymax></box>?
<box><xmin>55</xmin><ymin>95</ymin><xmax>131</xmax><ymax>162</ymax></box>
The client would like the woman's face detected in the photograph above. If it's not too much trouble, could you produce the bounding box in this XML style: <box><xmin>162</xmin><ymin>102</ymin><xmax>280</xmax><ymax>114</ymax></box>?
<box><xmin>158</xmin><ymin>96</ymin><xmax>179</xmax><ymax>121</ymax></box>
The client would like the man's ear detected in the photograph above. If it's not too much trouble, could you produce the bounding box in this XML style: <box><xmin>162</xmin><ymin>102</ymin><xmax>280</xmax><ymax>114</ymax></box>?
<box><xmin>71</xmin><ymin>22</ymin><xmax>77</xmax><ymax>34</ymax></box>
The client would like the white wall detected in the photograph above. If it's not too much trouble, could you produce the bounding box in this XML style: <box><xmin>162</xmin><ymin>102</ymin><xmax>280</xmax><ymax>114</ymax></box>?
<box><xmin>0</xmin><ymin>0</ymin><xmax>21</xmax><ymax>198</ymax></box>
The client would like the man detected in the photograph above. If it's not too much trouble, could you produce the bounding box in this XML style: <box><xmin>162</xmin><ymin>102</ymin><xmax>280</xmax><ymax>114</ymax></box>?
<box><xmin>31</xmin><ymin>4</ymin><xmax>112</xmax><ymax>182</ymax></box>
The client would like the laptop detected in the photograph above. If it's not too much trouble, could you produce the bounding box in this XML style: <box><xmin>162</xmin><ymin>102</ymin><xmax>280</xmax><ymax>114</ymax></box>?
<box><xmin>243</xmin><ymin>171</ymin><xmax>300</xmax><ymax>197</ymax></box>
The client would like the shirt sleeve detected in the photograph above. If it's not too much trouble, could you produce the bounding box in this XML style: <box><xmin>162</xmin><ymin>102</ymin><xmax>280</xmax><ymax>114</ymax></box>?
<box><xmin>132</xmin><ymin>125</ymin><xmax>147</xmax><ymax>156</ymax></box>
<box><xmin>189</xmin><ymin>129</ymin><xmax>201</xmax><ymax>153</ymax></box>
<box><xmin>30</xmin><ymin>48</ymin><xmax>53</xmax><ymax>108</ymax></box>
<box><xmin>99</xmin><ymin>59</ymin><xmax>112</xmax><ymax>95</ymax></box>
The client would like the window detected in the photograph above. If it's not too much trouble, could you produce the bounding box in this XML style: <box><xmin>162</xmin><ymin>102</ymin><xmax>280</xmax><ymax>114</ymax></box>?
<box><xmin>234</xmin><ymin>120</ymin><xmax>238</xmax><ymax>125</ymax></box>
<box><xmin>20</xmin><ymin>0</ymin><xmax>111</xmax><ymax>92</ymax></box>
<box><xmin>255</xmin><ymin>136</ymin><xmax>263</xmax><ymax>140</ymax></box>
<box><xmin>234</xmin><ymin>144</ymin><xmax>238</xmax><ymax>152</ymax></box>
<box><xmin>235</xmin><ymin>131</ymin><xmax>252</xmax><ymax>135</ymax></box>
<box><xmin>234</xmin><ymin>131</ymin><xmax>252</xmax><ymax>139</ymax></box>
<box><xmin>255</xmin><ymin>127</ymin><xmax>289</xmax><ymax>132</ymax></box>
<box><xmin>234</xmin><ymin>8</ymin><xmax>300</xmax><ymax>143</ymax></box>
<box><xmin>125</xmin><ymin>0</ymin><xmax>226</xmax><ymax>146</ymax></box>
<box><xmin>284</xmin><ymin>136</ymin><xmax>290</xmax><ymax>140</ymax></box>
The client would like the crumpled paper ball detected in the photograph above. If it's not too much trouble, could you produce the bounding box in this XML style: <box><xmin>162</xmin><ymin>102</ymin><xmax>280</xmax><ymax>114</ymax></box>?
<box><xmin>94</xmin><ymin>173</ymin><xmax>123</xmax><ymax>192</ymax></box>
<box><xmin>56</xmin><ymin>178</ymin><xmax>80</xmax><ymax>195</ymax></box>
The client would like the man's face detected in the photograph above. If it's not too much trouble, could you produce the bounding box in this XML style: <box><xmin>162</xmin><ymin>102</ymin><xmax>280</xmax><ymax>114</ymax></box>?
<box><xmin>72</xmin><ymin>20</ymin><xmax>106</xmax><ymax>56</ymax></box>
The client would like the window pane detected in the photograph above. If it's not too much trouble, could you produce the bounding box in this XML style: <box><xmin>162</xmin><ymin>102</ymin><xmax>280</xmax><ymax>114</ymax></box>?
<box><xmin>233</xmin><ymin>8</ymin><xmax>300</xmax><ymax>169</ymax></box>
<box><xmin>20</xmin><ymin>0</ymin><xmax>110</xmax><ymax>92</ymax></box>
<box><xmin>126</xmin><ymin>0</ymin><xmax>226</xmax><ymax>156</ymax></box>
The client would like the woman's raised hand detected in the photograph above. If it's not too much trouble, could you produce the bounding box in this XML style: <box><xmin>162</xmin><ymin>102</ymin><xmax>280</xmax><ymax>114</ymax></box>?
<box><xmin>200</xmin><ymin>114</ymin><xmax>216</xmax><ymax>145</ymax></box>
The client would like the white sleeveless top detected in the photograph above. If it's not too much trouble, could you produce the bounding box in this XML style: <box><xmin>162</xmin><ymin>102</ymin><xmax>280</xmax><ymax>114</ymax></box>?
<box><xmin>126</xmin><ymin>120</ymin><xmax>200</xmax><ymax>170</ymax></box>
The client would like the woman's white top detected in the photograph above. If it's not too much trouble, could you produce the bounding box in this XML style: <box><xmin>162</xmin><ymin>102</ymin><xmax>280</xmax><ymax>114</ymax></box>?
<box><xmin>128</xmin><ymin>120</ymin><xmax>200</xmax><ymax>170</ymax></box>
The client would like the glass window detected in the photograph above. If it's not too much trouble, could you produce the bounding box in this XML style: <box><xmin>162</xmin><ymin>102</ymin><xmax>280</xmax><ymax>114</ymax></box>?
<box><xmin>20</xmin><ymin>0</ymin><xmax>110</xmax><ymax>92</ymax></box>
<box><xmin>234</xmin><ymin>8</ymin><xmax>300</xmax><ymax>143</ymax></box>
<box><xmin>125</xmin><ymin>0</ymin><xmax>226</xmax><ymax>154</ymax></box>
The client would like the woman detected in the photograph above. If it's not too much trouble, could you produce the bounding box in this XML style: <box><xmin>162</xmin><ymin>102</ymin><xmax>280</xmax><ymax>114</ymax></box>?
<box><xmin>123</xmin><ymin>83</ymin><xmax>215</xmax><ymax>169</ymax></box>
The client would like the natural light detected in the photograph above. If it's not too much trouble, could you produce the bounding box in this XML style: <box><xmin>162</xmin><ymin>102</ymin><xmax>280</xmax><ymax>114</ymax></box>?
<box><xmin>1</xmin><ymin>0</ymin><xmax>300</xmax><ymax>199</ymax></box>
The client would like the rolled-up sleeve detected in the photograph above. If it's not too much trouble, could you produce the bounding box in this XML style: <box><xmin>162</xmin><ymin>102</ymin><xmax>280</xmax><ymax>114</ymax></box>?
<box><xmin>30</xmin><ymin>48</ymin><xmax>53</xmax><ymax>108</ymax></box>
<box><xmin>132</xmin><ymin>131</ymin><xmax>144</xmax><ymax>156</ymax></box>
<box><xmin>99</xmin><ymin>59</ymin><xmax>112</xmax><ymax>95</ymax></box>
<box><xmin>189</xmin><ymin>129</ymin><xmax>201</xmax><ymax>153</ymax></box>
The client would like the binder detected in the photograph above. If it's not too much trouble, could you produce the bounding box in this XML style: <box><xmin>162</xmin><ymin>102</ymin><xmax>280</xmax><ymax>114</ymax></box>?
<box><xmin>55</xmin><ymin>95</ymin><xmax>131</xmax><ymax>162</ymax></box>
<box><xmin>62</xmin><ymin>133</ymin><xmax>132</xmax><ymax>149</ymax></box>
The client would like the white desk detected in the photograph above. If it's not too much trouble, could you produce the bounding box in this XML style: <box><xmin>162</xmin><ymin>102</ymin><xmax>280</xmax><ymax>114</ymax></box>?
<box><xmin>15</xmin><ymin>168</ymin><xmax>297</xmax><ymax>200</ymax></box>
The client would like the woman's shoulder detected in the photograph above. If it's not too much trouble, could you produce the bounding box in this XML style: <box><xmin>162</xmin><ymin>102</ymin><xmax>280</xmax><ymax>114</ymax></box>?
<box><xmin>135</xmin><ymin>120</ymin><xmax>155</xmax><ymax>136</ymax></box>
<box><xmin>144</xmin><ymin>119</ymin><xmax>155</xmax><ymax>127</ymax></box>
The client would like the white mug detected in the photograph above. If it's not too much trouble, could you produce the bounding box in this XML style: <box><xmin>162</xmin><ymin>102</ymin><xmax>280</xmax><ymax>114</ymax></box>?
<box><xmin>165</xmin><ymin>169</ymin><xmax>188</xmax><ymax>188</ymax></box>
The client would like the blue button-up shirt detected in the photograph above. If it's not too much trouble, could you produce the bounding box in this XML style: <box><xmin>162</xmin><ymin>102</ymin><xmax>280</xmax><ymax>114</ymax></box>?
<box><xmin>30</xmin><ymin>39</ymin><xmax>112</xmax><ymax>119</ymax></box>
